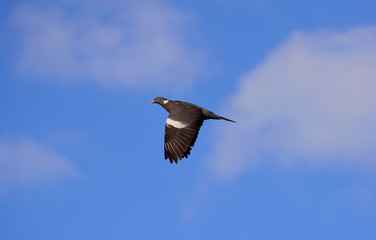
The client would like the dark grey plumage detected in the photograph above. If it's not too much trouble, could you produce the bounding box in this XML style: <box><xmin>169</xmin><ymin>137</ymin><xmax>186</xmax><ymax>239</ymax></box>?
<box><xmin>151</xmin><ymin>97</ymin><xmax>236</xmax><ymax>164</ymax></box>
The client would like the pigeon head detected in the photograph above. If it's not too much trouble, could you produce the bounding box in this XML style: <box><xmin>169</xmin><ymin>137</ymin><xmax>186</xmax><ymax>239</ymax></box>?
<box><xmin>151</xmin><ymin>97</ymin><xmax>169</xmax><ymax>105</ymax></box>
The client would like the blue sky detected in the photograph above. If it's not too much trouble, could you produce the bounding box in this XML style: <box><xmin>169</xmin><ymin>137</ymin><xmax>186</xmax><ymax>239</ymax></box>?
<box><xmin>1</xmin><ymin>0</ymin><xmax>376</xmax><ymax>239</ymax></box>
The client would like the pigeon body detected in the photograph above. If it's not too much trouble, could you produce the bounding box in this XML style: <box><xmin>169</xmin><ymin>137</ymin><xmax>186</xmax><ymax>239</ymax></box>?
<box><xmin>151</xmin><ymin>97</ymin><xmax>235</xmax><ymax>163</ymax></box>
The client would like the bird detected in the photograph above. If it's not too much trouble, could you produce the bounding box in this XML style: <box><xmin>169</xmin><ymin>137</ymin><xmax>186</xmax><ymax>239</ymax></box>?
<box><xmin>151</xmin><ymin>97</ymin><xmax>236</xmax><ymax>164</ymax></box>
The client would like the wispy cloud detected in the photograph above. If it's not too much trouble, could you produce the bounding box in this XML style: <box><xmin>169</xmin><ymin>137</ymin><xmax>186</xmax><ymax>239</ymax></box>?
<box><xmin>210</xmin><ymin>27</ymin><xmax>376</xmax><ymax>179</ymax></box>
<box><xmin>8</xmin><ymin>1</ymin><xmax>206</xmax><ymax>89</ymax></box>
<box><xmin>0</xmin><ymin>137</ymin><xmax>80</xmax><ymax>192</ymax></box>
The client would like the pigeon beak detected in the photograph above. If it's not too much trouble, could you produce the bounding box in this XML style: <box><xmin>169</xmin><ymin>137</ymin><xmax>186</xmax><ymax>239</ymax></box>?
<box><xmin>150</xmin><ymin>100</ymin><xmax>155</xmax><ymax>104</ymax></box>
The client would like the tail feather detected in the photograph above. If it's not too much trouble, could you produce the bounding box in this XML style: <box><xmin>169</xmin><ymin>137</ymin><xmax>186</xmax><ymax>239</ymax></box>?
<box><xmin>202</xmin><ymin>108</ymin><xmax>236</xmax><ymax>123</ymax></box>
<box><xmin>218</xmin><ymin>116</ymin><xmax>236</xmax><ymax>123</ymax></box>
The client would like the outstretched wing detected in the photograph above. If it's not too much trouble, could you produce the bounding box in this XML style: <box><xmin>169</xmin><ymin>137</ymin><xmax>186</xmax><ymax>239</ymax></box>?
<box><xmin>164</xmin><ymin>105</ymin><xmax>204</xmax><ymax>163</ymax></box>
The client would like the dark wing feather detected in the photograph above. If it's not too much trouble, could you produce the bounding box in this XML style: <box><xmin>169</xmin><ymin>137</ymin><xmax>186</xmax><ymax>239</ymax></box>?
<box><xmin>164</xmin><ymin>103</ymin><xmax>204</xmax><ymax>163</ymax></box>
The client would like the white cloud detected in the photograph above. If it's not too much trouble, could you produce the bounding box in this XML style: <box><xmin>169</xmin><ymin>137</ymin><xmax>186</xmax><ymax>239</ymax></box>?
<box><xmin>0</xmin><ymin>137</ymin><xmax>80</xmax><ymax>192</ymax></box>
<box><xmin>210</xmin><ymin>27</ymin><xmax>376</xmax><ymax>179</ymax></box>
<box><xmin>8</xmin><ymin>1</ymin><xmax>206</xmax><ymax>88</ymax></box>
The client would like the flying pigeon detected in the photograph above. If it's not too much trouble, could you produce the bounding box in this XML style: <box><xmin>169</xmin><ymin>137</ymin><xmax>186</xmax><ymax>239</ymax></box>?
<box><xmin>151</xmin><ymin>97</ymin><xmax>236</xmax><ymax>163</ymax></box>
